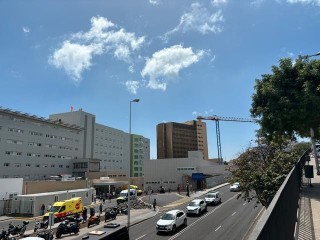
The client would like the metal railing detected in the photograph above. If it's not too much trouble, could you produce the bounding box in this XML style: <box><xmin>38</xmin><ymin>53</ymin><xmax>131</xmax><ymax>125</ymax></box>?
<box><xmin>248</xmin><ymin>151</ymin><xmax>308</xmax><ymax>240</ymax></box>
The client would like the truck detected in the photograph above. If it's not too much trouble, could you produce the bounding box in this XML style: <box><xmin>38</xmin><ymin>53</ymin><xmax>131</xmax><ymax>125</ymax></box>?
<box><xmin>116</xmin><ymin>189</ymin><xmax>137</xmax><ymax>204</ymax></box>
<box><xmin>43</xmin><ymin>197</ymin><xmax>83</xmax><ymax>222</ymax></box>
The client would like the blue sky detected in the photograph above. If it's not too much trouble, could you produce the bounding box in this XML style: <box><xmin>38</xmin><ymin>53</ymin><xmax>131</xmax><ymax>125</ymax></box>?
<box><xmin>1</xmin><ymin>0</ymin><xmax>319</xmax><ymax>160</ymax></box>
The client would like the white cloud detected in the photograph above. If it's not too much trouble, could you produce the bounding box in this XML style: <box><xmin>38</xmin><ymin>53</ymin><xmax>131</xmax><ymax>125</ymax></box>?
<box><xmin>250</xmin><ymin>0</ymin><xmax>265</xmax><ymax>7</ymax></box>
<box><xmin>48</xmin><ymin>41</ymin><xmax>96</xmax><ymax>83</ymax></box>
<box><xmin>125</xmin><ymin>80</ymin><xmax>140</xmax><ymax>94</ymax></box>
<box><xmin>192</xmin><ymin>109</ymin><xmax>214</xmax><ymax>116</ymax></box>
<box><xmin>49</xmin><ymin>16</ymin><xmax>145</xmax><ymax>83</ymax></box>
<box><xmin>286</xmin><ymin>0</ymin><xmax>320</xmax><ymax>5</ymax></box>
<box><xmin>128</xmin><ymin>65</ymin><xmax>135</xmax><ymax>73</ymax></box>
<box><xmin>141</xmin><ymin>45</ymin><xmax>204</xmax><ymax>90</ymax></box>
<box><xmin>162</xmin><ymin>3</ymin><xmax>224</xmax><ymax>43</ymax></box>
<box><xmin>149</xmin><ymin>0</ymin><xmax>160</xmax><ymax>5</ymax></box>
<box><xmin>211</xmin><ymin>0</ymin><xmax>228</xmax><ymax>6</ymax></box>
<box><xmin>22</xmin><ymin>26</ymin><xmax>30</xmax><ymax>33</ymax></box>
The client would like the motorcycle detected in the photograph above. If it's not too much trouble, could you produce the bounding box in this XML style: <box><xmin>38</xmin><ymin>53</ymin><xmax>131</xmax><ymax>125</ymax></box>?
<box><xmin>34</xmin><ymin>219</ymin><xmax>49</xmax><ymax>232</ymax></box>
<box><xmin>36</xmin><ymin>229</ymin><xmax>54</xmax><ymax>240</ymax></box>
<box><xmin>55</xmin><ymin>219</ymin><xmax>80</xmax><ymax>238</ymax></box>
<box><xmin>104</xmin><ymin>208</ymin><xmax>117</xmax><ymax>222</ymax></box>
<box><xmin>118</xmin><ymin>205</ymin><xmax>128</xmax><ymax>215</ymax></box>
<box><xmin>87</xmin><ymin>215</ymin><xmax>100</xmax><ymax>228</ymax></box>
<box><xmin>0</xmin><ymin>229</ymin><xmax>9</xmax><ymax>240</ymax></box>
<box><xmin>8</xmin><ymin>221</ymin><xmax>29</xmax><ymax>236</ymax></box>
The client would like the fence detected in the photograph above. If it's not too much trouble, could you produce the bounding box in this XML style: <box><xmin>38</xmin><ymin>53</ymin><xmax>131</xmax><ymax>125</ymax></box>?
<box><xmin>249</xmin><ymin>151</ymin><xmax>308</xmax><ymax>240</ymax></box>
<box><xmin>0</xmin><ymin>199</ymin><xmax>12</xmax><ymax>216</ymax></box>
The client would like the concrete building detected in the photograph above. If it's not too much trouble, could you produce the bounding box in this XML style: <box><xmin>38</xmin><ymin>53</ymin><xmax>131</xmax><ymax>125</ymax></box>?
<box><xmin>144</xmin><ymin>151</ymin><xmax>228</xmax><ymax>192</ymax></box>
<box><xmin>157</xmin><ymin>120</ymin><xmax>208</xmax><ymax>159</ymax></box>
<box><xmin>0</xmin><ymin>107</ymin><xmax>149</xmax><ymax>180</ymax></box>
<box><xmin>131</xmin><ymin>134</ymin><xmax>150</xmax><ymax>177</ymax></box>
<box><xmin>0</xmin><ymin>107</ymin><xmax>83</xmax><ymax>180</ymax></box>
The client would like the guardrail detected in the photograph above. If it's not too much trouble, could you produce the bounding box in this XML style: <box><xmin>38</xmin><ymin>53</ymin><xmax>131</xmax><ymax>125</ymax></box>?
<box><xmin>248</xmin><ymin>151</ymin><xmax>309</xmax><ymax>240</ymax></box>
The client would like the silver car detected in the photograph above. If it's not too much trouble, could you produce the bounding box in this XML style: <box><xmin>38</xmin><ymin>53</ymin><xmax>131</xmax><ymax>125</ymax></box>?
<box><xmin>186</xmin><ymin>199</ymin><xmax>207</xmax><ymax>216</ymax></box>
<box><xmin>205</xmin><ymin>191</ymin><xmax>221</xmax><ymax>205</ymax></box>
<box><xmin>156</xmin><ymin>209</ymin><xmax>187</xmax><ymax>233</ymax></box>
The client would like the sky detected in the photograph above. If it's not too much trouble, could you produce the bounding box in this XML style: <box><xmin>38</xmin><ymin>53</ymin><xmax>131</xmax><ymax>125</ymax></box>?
<box><xmin>1</xmin><ymin>0</ymin><xmax>320</xmax><ymax>161</ymax></box>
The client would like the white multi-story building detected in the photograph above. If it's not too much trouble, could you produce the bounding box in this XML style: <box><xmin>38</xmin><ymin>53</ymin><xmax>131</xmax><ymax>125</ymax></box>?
<box><xmin>0</xmin><ymin>107</ymin><xmax>150</xmax><ymax>180</ymax></box>
<box><xmin>131</xmin><ymin>134</ymin><xmax>150</xmax><ymax>177</ymax></box>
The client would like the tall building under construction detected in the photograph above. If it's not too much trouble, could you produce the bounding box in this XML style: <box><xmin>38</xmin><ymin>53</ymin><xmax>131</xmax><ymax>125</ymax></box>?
<box><xmin>157</xmin><ymin>120</ymin><xmax>208</xmax><ymax>160</ymax></box>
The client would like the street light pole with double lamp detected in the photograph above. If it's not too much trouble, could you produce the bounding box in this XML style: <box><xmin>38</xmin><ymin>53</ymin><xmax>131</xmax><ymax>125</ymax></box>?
<box><xmin>127</xmin><ymin>98</ymin><xmax>140</xmax><ymax>229</ymax></box>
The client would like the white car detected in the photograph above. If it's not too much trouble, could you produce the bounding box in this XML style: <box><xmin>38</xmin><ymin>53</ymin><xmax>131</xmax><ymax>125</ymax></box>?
<box><xmin>230</xmin><ymin>182</ymin><xmax>240</xmax><ymax>192</ymax></box>
<box><xmin>156</xmin><ymin>209</ymin><xmax>187</xmax><ymax>233</ymax></box>
<box><xmin>186</xmin><ymin>199</ymin><xmax>207</xmax><ymax>216</ymax></box>
<box><xmin>204</xmin><ymin>191</ymin><xmax>221</xmax><ymax>205</ymax></box>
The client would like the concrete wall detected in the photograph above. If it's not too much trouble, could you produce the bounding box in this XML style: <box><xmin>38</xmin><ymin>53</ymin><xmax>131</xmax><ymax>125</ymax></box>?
<box><xmin>0</xmin><ymin>178</ymin><xmax>23</xmax><ymax>199</ymax></box>
<box><xmin>23</xmin><ymin>180</ymin><xmax>88</xmax><ymax>194</ymax></box>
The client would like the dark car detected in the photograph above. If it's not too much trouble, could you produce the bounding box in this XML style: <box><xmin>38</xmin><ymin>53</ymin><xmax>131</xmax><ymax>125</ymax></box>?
<box><xmin>158</xmin><ymin>187</ymin><xmax>165</xmax><ymax>193</ymax></box>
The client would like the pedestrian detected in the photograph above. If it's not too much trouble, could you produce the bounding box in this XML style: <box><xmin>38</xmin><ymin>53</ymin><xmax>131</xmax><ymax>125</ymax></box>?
<box><xmin>108</xmin><ymin>193</ymin><xmax>112</xmax><ymax>203</ymax></box>
<box><xmin>177</xmin><ymin>185</ymin><xmax>181</xmax><ymax>194</ymax></box>
<box><xmin>103</xmin><ymin>196</ymin><xmax>106</xmax><ymax>204</ymax></box>
<box><xmin>90</xmin><ymin>207</ymin><xmax>95</xmax><ymax>217</ymax></box>
<box><xmin>40</xmin><ymin>204</ymin><xmax>45</xmax><ymax>215</ymax></box>
<box><xmin>47</xmin><ymin>204</ymin><xmax>51</xmax><ymax>212</ymax></box>
<box><xmin>99</xmin><ymin>203</ymin><xmax>103</xmax><ymax>215</ymax></box>
<box><xmin>82</xmin><ymin>207</ymin><xmax>87</xmax><ymax>223</ymax></box>
<box><xmin>153</xmin><ymin>199</ymin><xmax>157</xmax><ymax>211</ymax></box>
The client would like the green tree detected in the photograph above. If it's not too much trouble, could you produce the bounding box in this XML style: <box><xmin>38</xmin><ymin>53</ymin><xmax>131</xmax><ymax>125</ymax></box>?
<box><xmin>251</xmin><ymin>57</ymin><xmax>320</xmax><ymax>140</ymax></box>
<box><xmin>230</xmin><ymin>140</ymin><xmax>309</xmax><ymax>208</ymax></box>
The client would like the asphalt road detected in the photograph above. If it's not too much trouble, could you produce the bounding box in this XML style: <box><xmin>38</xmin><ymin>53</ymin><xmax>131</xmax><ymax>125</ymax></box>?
<box><xmin>129</xmin><ymin>185</ymin><xmax>263</xmax><ymax>240</ymax></box>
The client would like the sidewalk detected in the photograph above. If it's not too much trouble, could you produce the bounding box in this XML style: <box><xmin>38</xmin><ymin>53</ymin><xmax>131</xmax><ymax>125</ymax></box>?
<box><xmin>297</xmin><ymin>156</ymin><xmax>320</xmax><ymax>240</ymax></box>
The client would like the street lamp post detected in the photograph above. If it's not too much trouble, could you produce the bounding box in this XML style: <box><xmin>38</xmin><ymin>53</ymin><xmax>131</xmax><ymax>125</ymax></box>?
<box><xmin>127</xmin><ymin>98</ymin><xmax>140</xmax><ymax>229</ymax></box>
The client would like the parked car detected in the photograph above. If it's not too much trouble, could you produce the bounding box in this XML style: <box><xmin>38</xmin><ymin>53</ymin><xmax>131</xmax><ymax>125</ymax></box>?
<box><xmin>156</xmin><ymin>209</ymin><xmax>187</xmax><ymax>233</ymax></box>
<box><xmin>230</xmin><ymin>182</ymin><xmax>240</xmax><ymax>192</ymax></box>
<box><xmin>186</xmin><ymin>199</ymin><xmax>207</xmax><ymax>216</ymax></box>
<box><xmin>204</xmin><ymin>191</ymin><xmax>221</xmax><ymax>205</ymax></box>
<box><xmin>158</xmin><ymin>186</ymin><xmax>165</xmax><ymax>193</ymax></box>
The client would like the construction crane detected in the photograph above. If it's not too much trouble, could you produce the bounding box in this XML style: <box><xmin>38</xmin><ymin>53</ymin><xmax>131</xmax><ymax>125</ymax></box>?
<box><xmin>197</xmin><ymin>115</ymin><xmax>257</xmax><ymax>164</ymax></box>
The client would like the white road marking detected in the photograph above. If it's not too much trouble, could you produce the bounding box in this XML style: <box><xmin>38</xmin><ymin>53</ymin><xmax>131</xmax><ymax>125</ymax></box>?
<box><xmin>215</xmin><ymin>225</ymin><xmax>221</xmax><ymax>231</ymax></box>
<box><xmin>135</xmin><ymin>234</ymin><xmax>146</xmax><ymax>240</ymax></box>
<box><xmin>168</xmin><ymin>194</ymin><xmax>238</xmax><ymax>240</ymax></box>
<box><xmin>232</xmin><ymin>212</ymin><xmax>236</xmax><ymax>216</ymax></box>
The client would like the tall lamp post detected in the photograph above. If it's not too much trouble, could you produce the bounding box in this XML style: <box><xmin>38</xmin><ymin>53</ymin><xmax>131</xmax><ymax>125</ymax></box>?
<box><xmin>300</xmin><ymin>52</ymin><xmax>320</xmax><ymax>174</ymax></box>
<box><xmin>127</xmin><ymin>98</ymin><xmax>140</xmax><ymax>229</ymax></box>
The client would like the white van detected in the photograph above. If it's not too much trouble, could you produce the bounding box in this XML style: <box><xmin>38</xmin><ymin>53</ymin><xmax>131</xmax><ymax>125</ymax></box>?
<box><xmin>116</xmin><ymin>189</ymin><xmax>137</xmax><ymax>203</ymax></box>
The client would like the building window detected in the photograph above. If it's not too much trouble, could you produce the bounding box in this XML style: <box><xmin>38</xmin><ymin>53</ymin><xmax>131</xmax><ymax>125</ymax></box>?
<box><xmin>5</xmin><ymin>151</ymin><xmax>22</xmax><ymax>156</ymax></box>
<box><xmin>4</xmin><ymin>163</ymin><xmax>10</xmax><ymax>167</ymax></box>
<box><xmin>27</xmin><ymin>153</ymin><xmax>41</xmax><ymax>157</ymax></box>
<box><xmin>14</xmin><ymin>163</ymin><xmax>21</xmax><ymax>167</ymax></box>
<box><xmin>36</xmin><ymin>164</ymin><xmax>40</xmax><ymax>167</ymax></box>
<box><xmin>30</xmin><ymin>131</ymin><xmax>43</xmax><ymax>136</ymax></box>
<box><xmin>8</xmin><ymin>128</ymin><xmax>24</xmax><ymax>133</ymax></box>
<box><xmin>59</xmin><ymin>165</ymin><xmax>63</xmax><ymax>168</ymax></box>
<box><xmin>26</xmin><ymin>163</ymin><xmax>31</xmax><ymax>167</ymax></box>
<box><xmin>6</xmin><ymin>139</ymin><xmax>23</xmax><ymax>144</ymax></box>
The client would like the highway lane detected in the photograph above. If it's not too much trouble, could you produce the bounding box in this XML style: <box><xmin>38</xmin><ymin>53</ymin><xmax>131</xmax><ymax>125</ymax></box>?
<box><xmin>130</xmin><ymin>185</ymin><xmax>262</xmax><ymax>240</ymax></box>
